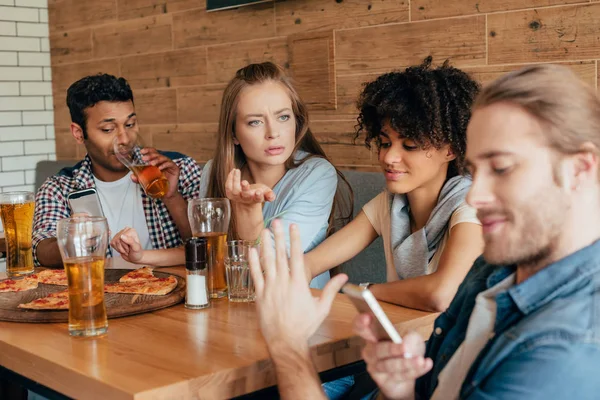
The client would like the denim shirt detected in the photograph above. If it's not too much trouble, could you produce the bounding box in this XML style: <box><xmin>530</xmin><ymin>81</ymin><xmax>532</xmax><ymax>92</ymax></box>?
<box><xmin>417</xmin><ymin>239</ymin><xmax>600</xmax><ymax>399</ymax></box>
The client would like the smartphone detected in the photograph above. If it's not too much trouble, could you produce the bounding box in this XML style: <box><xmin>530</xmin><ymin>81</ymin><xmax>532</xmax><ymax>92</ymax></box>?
<box><xmin>342</xmin><ymin>283</ymin><xmax>403</xmax><ymax>343</ymax></box>
<box><xmin>67</xmin><ymin>188</ymin><xmax>105</xmax><ymax>217</ymax></box>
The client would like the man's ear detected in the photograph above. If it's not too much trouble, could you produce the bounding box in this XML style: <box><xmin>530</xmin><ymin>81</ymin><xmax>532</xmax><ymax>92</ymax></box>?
<box><xmin>70</xmin><ymin>123</ymin><xmax>85</xmax><ymax>145</ymax></box>
<box><xmin>572</xmin><ymin>142</ymin><xmax>600</xmax><ymax>189</ymax></box>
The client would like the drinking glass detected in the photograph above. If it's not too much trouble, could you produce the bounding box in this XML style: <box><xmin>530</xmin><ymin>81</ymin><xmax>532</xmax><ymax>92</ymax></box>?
<box><xmin>56</xmin><ymin>216</ymin><xmax>109</xmax><ymax>337</ymax></box>
<box><xmin>187</xmin><ymin>198</ymin><xmax>231</xmax><ymax>298</ymax></box>
<box><xmin>0</xmin><ymin>192</ymin><xmax>34</xmax><ymax>277</ymax></box>
<box><xmin>113</xmin><ymin>136</ymin><xmax>169</xmax><ymax>199</ymax></box>
<box><xmin>225</xmin><ymin>240</ymin><xmax>255</xmax><ymax>303</ymax></box>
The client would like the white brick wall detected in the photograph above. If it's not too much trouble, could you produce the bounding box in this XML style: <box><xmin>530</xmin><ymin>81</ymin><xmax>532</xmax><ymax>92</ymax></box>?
<box><xmin>0</xmin><ymin>0</ymin><xmax>54</xmax><ymax>271</ymax></box>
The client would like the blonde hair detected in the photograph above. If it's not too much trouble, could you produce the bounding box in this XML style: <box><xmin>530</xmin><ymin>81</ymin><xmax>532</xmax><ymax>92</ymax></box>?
<box><xmin>474</xmin><ymin>64</ymin><xmax>600</xmax><ymax>163</ymax></box>
<box><xmin>207</xmin><ymin>62</ymin><xmax>352</xmax><ymax>238</ymax></box>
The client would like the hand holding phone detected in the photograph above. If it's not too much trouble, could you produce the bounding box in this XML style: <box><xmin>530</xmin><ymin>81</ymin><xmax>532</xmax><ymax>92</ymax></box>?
<box><xmin>342</xmin><ymin>283</ymin><xmax>402</xmax><ymax>343</ymax></box>
<box><xmin>67</xmin><ymin>188</ymin><xmax>105</xmax><ymax>217</ymax></box>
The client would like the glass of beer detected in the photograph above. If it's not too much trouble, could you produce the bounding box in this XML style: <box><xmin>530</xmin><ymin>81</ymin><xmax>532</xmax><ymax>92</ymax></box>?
<box><xmin>56</xmin><ymin>216</ymin><xmax>109</xmax><ymax>337</ymax></box>
<box><xmin>188</xmin><ymin>198</ymin><xmax>231</xmax><ymax>298</ymax></box>
<box><xmin>225</xmin><ymin>240</ymin><xmax>255</xmax><ymax>303</ymax></box>
<box><xmin>0</xmin><ymin>192</ymin><xmax>35</xmax><ymax>277</ymax></box>
<box><xmin>113</xmin><ymin>136</ymin><xmax>169</xmax><ymax>199</ymax></box>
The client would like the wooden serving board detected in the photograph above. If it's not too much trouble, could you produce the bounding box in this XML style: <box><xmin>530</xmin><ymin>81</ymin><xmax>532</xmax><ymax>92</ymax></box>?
<box><xmin>0</xmin><ymin>269</ymin><xmax>186</xmax><ymax>323</ymax></box>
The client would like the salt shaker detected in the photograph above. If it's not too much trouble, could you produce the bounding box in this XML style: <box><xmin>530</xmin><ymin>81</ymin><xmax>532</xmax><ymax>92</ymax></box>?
<box><xmin>185</xmin><ymin>237</ymin><xmax>210</xmax><ymax>309</ymax></box>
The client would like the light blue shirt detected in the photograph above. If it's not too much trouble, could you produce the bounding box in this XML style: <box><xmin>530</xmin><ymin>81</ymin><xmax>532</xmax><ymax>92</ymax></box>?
<box><xmin>199</xmin><ymin>151</ymin><xmax>337</xmax><ymax>288</ymax></box>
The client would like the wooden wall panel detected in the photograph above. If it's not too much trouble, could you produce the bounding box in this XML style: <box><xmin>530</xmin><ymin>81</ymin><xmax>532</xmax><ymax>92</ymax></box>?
<box><xmin>50</xmin><ymin>29</ymin><xmax>92</xmax><ymax>65</ymax></box>
<box><xmin>144</xmin><ymin>123</ymin><xmax>217</xmax><ymax>160</ymax></box>
<box><xmin>116</xmin><ymin>0</ymin><xmax>205</xmax><ymax>20</ymax></box>
<box><xmin>177</xmin><ymin>85</ymin><xmax>225</xmax><ymax>124</ymax></box>
<box><xmin>121</xmin><ymin>48</ymin><xmax>207</xmax><ymax>90</ymax></box>
<box><xmin>275</xmin><ymin>0</ymin><xmax>409</xmax><ymax>36</ymax></box>
<box><xmin>117</xmin><ymin>0</ymin><xmax>167</xmax><ymax>20</ymax></box>
<box><xmin>288</xmin><ymin>31</ymin><xmax>336</xmax><ymax>110</ymax></box>
<box><xmin>310</xmin><ymin>73</ymin><xmax>380</xmax><ymax>121</ymax></box>
<box><xmin>172</xmin><ymin>3</ymin><xmax>275</xmax><ymax>49</ymax></box>
<box><xmin>135</xmin><ymin>89</ymin><xmax>178</xmax><ymax>124</ymax></box>
<box><xmin>336</xmin><ymin>16</ymin><xmax>486</xmax><ymax>75</ymax></box>
<box><xmin>48</xmin><ymin>0</ymin><xmax>117</xmax><ymax>33</ymax></box>
<box><xmin>464</xmin><ymin>61</ymin><xmax>597</xmax><ymax>87</ymax></box>
<box><xmin>92</xmin><ymin>15</ymin><xmax>173</xmax><ymax>59</ymax></box>
<box><xmin>411</xmin><ymin>0</ymin><xmax>585</xmax><ymax>20</ymax></box>
<box><xmin>488</xmin><ymin>4</ymin><xmax>600</xmax><ymax>64</ymax></box>
<box><xmin>206</xmin><ymin>38</ymin><xmax>288</xmax><ymax>84</ymax></box>
<box><xmin>311</xmin><ymin>120</ymin><xmax>360</xmax><ymax>145</ymax></box>
<box><xmin>51</xmin><ymin>59</ymin><xmax>121</xmax><ymax>95</ymax></box>
<box><xmin>54</xmin><ymin>130</ymin><xmax>77</xmax><ymax>160</ymax></box>
<box><xmin>49</xmin><ymin>0</ymin><xmax>600</xmax><ymax>168</ymax></box>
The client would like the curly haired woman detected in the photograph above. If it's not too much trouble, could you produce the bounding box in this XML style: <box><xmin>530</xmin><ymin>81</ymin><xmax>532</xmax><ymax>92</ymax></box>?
<box><xmin>305</xmin><ymin>57</ymin><xmax>484</xmax><ymax>312</ymax></box>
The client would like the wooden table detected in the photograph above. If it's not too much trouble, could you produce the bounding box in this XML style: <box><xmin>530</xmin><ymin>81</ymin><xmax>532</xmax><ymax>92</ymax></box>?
<box><xmin>0</xmin><ymin>265</ymin><xmax>437</xmax><ymax>400</ymax></box>
<box><xmin>0</xmin><ymin>232</ymin><xmax>5</xmax><ymax>253</ymax></box>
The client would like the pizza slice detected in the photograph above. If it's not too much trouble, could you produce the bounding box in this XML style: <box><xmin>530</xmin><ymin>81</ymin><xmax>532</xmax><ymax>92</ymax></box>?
<box><xmin>18</xmin><ymin>290</ymin><xmax>69</xmax><ymax>310</ymax></box>
<box><xmin>37</xmin><ymin>269</ymin><xmax>68</xmax><ymax>286</ymax></box>
<box><xmin>105</xmin><ymin>275</ymin><xmax>177</xmax><ymax>296</ymax></box>
<box><xmin>119</xmin><ymin>266</ymin><xmax>155</xmax><ymax>283</ymax></box>
<box><xmin>0</xmin><ymin>274</ymin><xmax>39</xmax><ymax>293</ymax></box>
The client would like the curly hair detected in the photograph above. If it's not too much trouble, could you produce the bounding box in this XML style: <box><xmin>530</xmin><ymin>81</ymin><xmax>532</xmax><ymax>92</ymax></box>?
<box><xmin>355</xmin><ymin>56</ymin><xmax>480</xmax><ymax>177</ymax></box>
<box><xmin>66</xmin><ymin>73</ymin><xmax>134</xmax><ymax>139</ymax></box>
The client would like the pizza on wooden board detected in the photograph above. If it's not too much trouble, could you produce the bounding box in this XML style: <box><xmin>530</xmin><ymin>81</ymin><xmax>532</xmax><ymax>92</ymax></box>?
<box><xmin>36</xmin><ymin>269</ymin><xmax>68</xmax><ymax>286</ymax></box>
<box><xmin>104</xmin><ymin>275</ymin><xmax>178</xmax><ymax>296</ymax></box>
<box><xmin>18</xmin><ymin>290</ymin><xmax>69</xmax><ymax>310</ymax></box>
<box><xmin>15</xmin><ymin>266</ymin><xmax>179</xmax><ymax>310</ymax></box>
<box><xmin>0</xmin><ymin>274</ymin><xmax>38</xmax><ymax>293</ymax></box>
<box><xmin>119</xmin><ymin>266</ymin><xmax>155</xmax><ymax>282</ymax></box>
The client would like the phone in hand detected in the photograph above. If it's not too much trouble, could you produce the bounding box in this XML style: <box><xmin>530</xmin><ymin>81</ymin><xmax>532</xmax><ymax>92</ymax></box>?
<box><xmin>342</xmin><ymin>283</ymin><xmax>403</xmax><ymax>343</ymax></box>
<box><xmin>67</xmin><ymin>188</ymin><xmax>105</xmax><ymax>217</ymax></box>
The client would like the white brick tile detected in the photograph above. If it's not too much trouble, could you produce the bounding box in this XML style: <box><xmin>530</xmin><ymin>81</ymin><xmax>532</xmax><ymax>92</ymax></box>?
<box><xmin>24</xmin><ymin>139</ymin><xmax>52</xmax><ymax>154</ymax></box>
<box><xmin>0</xmin><ymin>6</ymin><xmax>39</xmax><ymax>22</ymax></box>
<box><xmin>0</xmin><ymin>66</ymin><xmax>42</xmax><ymax>81</ymax></box>
<box><xmin>48</xmin><ymin>152</ymin><xmax>55</xmax><ymax>161</ymax></box>
<box><xmin>0</xmin><ymin>1</ymin><xmax>15</xmax><ymax>6</ymax></box>
<box><xmin>0</xmin><ymin>51</ymin><xmax>17</xmax><ymax>66</ymax></box>
<box><xmin>42</xmin><ymin>66</ymin><xmax>50</xmax><ymax>81</ymax></box>
<box><xmin>0</xmin><ymin>36</ymin><xmax>39</xmax><ymax>51</ymax></box>
<box><xmin>0</xmin><ymin>82</ymin><xmax>19</xmax><ymax>95</ymax></box>
<box><xmin>44</xmin><ymin>95</ymin><xmax>52</xmax><ymax>110</ymax></box>
<box><xmin>0</xmin><ymin>125</ymin><xmax>45</xmax><ymax>141</ymax></box>
<box><xmin>0</xmin><ymin>171</ymin><xmax>24</xmax><ymax>186</ymax></box>
<box><xmin>16</xmin><ymin>22</ymin><xmax>48</xmax><ymax>37</ymax></box>
<box><xmin>22</xmin><ymin>110</ymin><xmax>52</xmax><ymax>125</ymax></box>
<box><xmin>25</xmin><ymin>169</ymin><xmax>34</xmax><ymax>184</ymax></box>
<box><xmin>0</xmin><ymin>96</ymin><xmax>45</xmax><ymax>111</ymax></box>
<box><xmin>0</xmin><ymin>21</ymin><xmax>16</xmax><ymax>35</ymax></box>
<box><xmin>0</xmin><ymin>141</ymin><xmax>23</xmax><ymax>156</ymax></box>
<box><xmin>19</xmin><ymin>81</ymin><xmax>50</xmax><ymax>95</ymax></box>
<box><xmin>18</xmin><ymin>51</ymin><xmax>49</xmax><ymax>66</ymax></box>
<box><xmin>40</xmin><ymin>37</ymin><xmax>48</xmax><ymax>51</ymax></box>
<box><xmin>39</xmin><ymin>8</ymin><xmax>47</xmax><ymax>23</ymax></box>
<box><xmin>0</xmin><ymin>111</ymin><xmax>20</xmax><ymax>126</ymax></box>
<box><xmin>16</xmin><ymin>0</ymin><xmax>47</xmax><ymax>7</ymax></box>
<box><xmin>2</xmin><ymin>154</ymin><xmax>46</xmax><ymax>171</ymax></box>
<box><xmin>3</xmin><ymin>184</ymin><xmax>35</xmax><ymax>192</ymax></box>
<box><xmin>45</xmin><ymin>125</ymin><xmax>53</xmax><ymax>138</ymax></box>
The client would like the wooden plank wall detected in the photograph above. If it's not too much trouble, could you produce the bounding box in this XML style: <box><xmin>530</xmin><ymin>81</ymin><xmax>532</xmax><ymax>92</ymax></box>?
<box><xmin>47</xmin><ymin>0</ymin><xmax>600</xmax><ymax>171</ymax></box>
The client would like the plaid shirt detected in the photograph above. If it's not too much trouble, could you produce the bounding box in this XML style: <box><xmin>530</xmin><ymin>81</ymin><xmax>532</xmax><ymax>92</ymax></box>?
<box><xmin>33</xmin><ymin>151</ymin><xmax>202</xmax><ymax>266</ymax></box>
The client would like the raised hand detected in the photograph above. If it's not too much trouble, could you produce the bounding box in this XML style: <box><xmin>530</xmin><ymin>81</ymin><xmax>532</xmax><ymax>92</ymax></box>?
<box><xmin>225</xmin><ymin>169</ymin><xmax>276</xmax><ymax>206</ymax></box>
<box><xmin>249</xmin><ymin>219</ymin><xmax>348</xmax><ymax>345</ymax></box>
<box><xmin>354</xmin><ymin>314</ymin><xmax>432</xmax><ymax>400</ymax></box>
